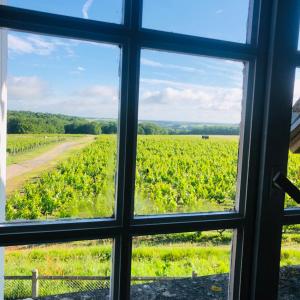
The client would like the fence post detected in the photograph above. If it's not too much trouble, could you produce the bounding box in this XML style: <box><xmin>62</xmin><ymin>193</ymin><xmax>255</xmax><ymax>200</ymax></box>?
<box><xmin>32</xmin><ymin>269</ymin><xmax>39</xmax><ymax>298</ymax></box>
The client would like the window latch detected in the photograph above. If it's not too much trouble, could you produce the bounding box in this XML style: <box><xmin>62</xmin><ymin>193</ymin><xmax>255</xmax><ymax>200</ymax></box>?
<box><xmin>273</xmin><ymin>172</ymin><xmax>300</xmax><ymax>204</ymax></box>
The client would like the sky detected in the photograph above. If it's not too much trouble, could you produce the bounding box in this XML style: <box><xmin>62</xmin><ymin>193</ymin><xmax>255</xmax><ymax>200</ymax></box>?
<box><xmin>6</xmin><ymin>0</ymin><xmax>251</xmax><ymax>124</ymax></box>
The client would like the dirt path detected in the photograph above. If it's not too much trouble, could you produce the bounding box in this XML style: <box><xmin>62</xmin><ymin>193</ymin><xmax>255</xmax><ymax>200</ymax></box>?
<box><xmin>7</xmin><ymin>136</ymin><xmax>95</xmax><ymax>181</ymax></box>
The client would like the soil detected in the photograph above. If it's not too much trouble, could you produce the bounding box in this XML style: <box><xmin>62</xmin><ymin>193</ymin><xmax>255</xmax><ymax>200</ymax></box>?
<box><xmin>6</xmin><ymin>136</ymin><xmax>94</xmax><ymax>181</ymax></box>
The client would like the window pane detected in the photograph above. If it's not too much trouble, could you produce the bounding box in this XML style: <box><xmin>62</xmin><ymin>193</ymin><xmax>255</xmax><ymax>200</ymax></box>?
<box><xmin>6</xmin><ymin>31</ymin><xmax>120</xmax><ymax>221</ymax></box>
<box><xmin>7</xmin><ymin>0</ymin><xmax>123</xmax><ymax>24</ymax></box>
<box><xmin>142</xmin><ymin>0</ymin><xmax>249</xmax><ymax>43</ymax></box>
<box><xmin>131</xmin><ymin>230</ymin><xmax>233</xmax><ymax>299</ymax></box>
<box><xmin>286</xmin><ymin>68</ymin><xmax>300</xmax><ymax>209</ymax></box>
<box><xmin>278</xmin><ymin>225</ymin><xmax>300</xmax><ymax>299</ymax></box>
<box><xmin>135</xmin><ymin>50</ymin><xmax>244</xmax><ymax>215</ymax></box>
<box><xmin>3</xmin><ymin>239</ymin><xmax>112</xmax><ymax>299</ymax></box>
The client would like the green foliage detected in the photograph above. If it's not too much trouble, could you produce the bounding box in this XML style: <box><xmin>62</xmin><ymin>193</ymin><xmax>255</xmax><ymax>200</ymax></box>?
<box><xmin>8</xmin><ymin>111</ymin><xmax>101</xmax><ymax>135</ymax></box>
<box><xmin>138</xmin><ymin>122</ymin><xmax>168</xmax><ymax>135</ymax></box>
<box><xmin>100</xmin><ymin>121</ymin><xmax>117</xmax><ymax>134</ymax></box>
<box><xmin>7</xmin><ymin>111</ymin><xmax>84</xmax><ymax>134</ymax></box>
<box><xmin>7</xmin><ymin>134</ymin><xmax>66</xmax><ymax>155</ymax></box>
<box><xmin>4</xmin><ymin>241</ymin><xmax>112</xmax><ymax>298</ymax></box>
<box><xmin>6</xmin><ymin>135</ymin><xmax>116</xmax><ymax>220</ymax></box>
<box><xmin>5</xmin><ymin>241</ymin><xmax>112</xmax><ymax>276</ymax></box>
<box><xmin>65</xmin><ymin>121</ymin><xmax>101</xmax><ymax>135</ymax></box>
<box><xmin>131</xmin><ymin>244</ymin><xmax>231</xmax><ymax>277</ymax></box>
<box><xmin>7</xmin><ymin>134</ymin><xmax>300</xmax><ymax>232</ymax></box>
<box><xmin>5</xmin><ymin>134</ymin><xmax>300</xmax><ymax>298</ymax></box>
<box><xmin>135</xmin><ymin>136</ymin><xmax>237</xmax><ymax>214</ymax></box>
<box><xmin>7</xmin><ymin>135</ymin><xmax>238</xmax><ymax>220</ymax></box>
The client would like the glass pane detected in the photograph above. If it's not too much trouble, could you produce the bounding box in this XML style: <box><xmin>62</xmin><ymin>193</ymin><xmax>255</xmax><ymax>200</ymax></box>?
<box><xmin>6</xmin><ymin>31</ymin><xmax>120</xmax><ymax>221</ymax></box>
<box><xmin>278</xmin><ymin>225</ymin><xmax>300</xmax><ymax>299</ymax></box>
<box><xmin>7</xmin><ymin>0</ymin><xmax>123</xmax><ymax>24</ymax></box>
<box><xmin>135</xmin><ymin>50</ymin><xmax>244</xmax><ymax>215</ymax></box>
<box><xmin>3</xmin><ymin>239</ymin><xmax>112</xmax><ymax>299</ymax></box>
<box><xmin>142</xmin><ymin>0</ymin><xmax>249</xmax><ymax>43</ymax></box>
<box><xmin>286</xmin><ymin>68</ymin><xmax>300</xmax><ymax>209</ymax></box>
<box><xmin>131</xmin><ymin>230</ymin><xmax>233</xmax><ymax>299</ymax></box>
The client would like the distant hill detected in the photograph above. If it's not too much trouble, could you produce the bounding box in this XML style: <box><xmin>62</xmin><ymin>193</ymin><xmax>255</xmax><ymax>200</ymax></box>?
<box><xmin>7</xmin><ymin>111</ymin><xmax>240</xmax><ymax>135</ymax></box>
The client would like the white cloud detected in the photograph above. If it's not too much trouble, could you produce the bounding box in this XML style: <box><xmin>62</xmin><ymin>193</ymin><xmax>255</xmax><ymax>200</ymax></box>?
<box><xmin>8</xmin><ymin>34</ymin><xmax>34</xmax><ymax>54</ymax></box>
<box><xmin>7</xmin><ymin>74</ymin><xmax>242</xmax><ymax>123</ymax></box>
<box><xmin>8</xmin><ymin>82</ymin><xmax>119</xmax><ymax>118</ymax></box>
<box><xmin>141</xmin><ymin>58</ymin><xmax>163</xmax><ymax>68</ymax></box>
<box><xmin>70</xmin><ymin>66</ymin><xmax>86</xmax><ymax>75</ymax></box>
<box><xmin>8</xmin><ymin>76</ymin><xmax>50</xmax><ymax>101</ymax></box>
<box><xmin>8</xmin><ymin>34</ymin><xmax>55</xmax><ymax>56</ymax></box>
<box><xmin>8</xmin><ymin>33</ymin><xmax>80</xmax><ymax>57</ymax></box>
<box><xmin>141</xmin><ymin>58</ymin><xmax>205</xmax><ymax>74</ymax></box>
<box><xmin>141</xmin><ymin>57</ymin><xmax>244</xmax><ymax>88</ymax></box>
<box><xmin>8</xmin><ymin>32</ymin><xmax>119</xmax><ymax>60</ymax></box>
<box><xmin>139</xmin><ymin>78</ymin><xmax>242</xmax><ymax>123</ymax></box>
<box><xmin>75</xmin><ymin>85</ymin><xmax>118</xmax><ymax>102</ymax></box>
<box><xmin>82</xmin><ymin>0</ymin><xmax>94</xmax><ymax>19</ymax></box>
<box><xmin>50</xmin><ymin>85</ymin><xmax>119</xmax><ymax>118</ymax></box>
<box><xmin>26</xmin><ymin>36</ymin><xmax>55</xmax><ymax>55</ymax></box>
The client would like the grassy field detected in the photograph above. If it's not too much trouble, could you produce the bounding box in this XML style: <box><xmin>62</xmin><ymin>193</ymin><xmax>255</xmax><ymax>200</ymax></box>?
<box><xmin>4</xmin><ymin>134</ymin><xmax>300</xmax><ymax>298</ymax></box>
<box><xmin>6</xmin><ymin>239</ymin><xmax>298</xmax><ymax>278</ymax></box>
<box><xmin>4</xmin><ymin>231</ymin><xmax>300</xmax><ymax>298</ymax></box>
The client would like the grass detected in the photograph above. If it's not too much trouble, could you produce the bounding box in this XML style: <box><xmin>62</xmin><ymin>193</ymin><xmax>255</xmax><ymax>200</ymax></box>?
<box><xmin>4</xmin><ymin>232</ymin><xmax>300</xmax><ymax>298</ymax></box>
<box><xmin>4</xmin><ymin>240</ymin><xmax>112</xmax><ymax>298</ymax></box>
<box><xmin>5</xmin><ymin>241</ymin><xmax>112</xmax><ymax>276</ymax></box>
<box><xmin>5</xmin><ymin>238</ymin><xmax>300</xmax><ymax>278</ymax></box>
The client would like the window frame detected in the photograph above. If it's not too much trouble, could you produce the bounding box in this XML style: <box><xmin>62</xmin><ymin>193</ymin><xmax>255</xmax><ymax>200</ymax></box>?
<box><xmin>250</xmin><ymin>1</ymin><xmax>300</xmax><ymax>299</ymax></box>
<box><xmin>0</xmin><ymin>1</ymin><xmax>296</xmax><ymax>299</ymax></box>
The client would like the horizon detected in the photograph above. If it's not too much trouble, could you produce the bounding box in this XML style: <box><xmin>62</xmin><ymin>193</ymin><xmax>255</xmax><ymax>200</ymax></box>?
<box><xmin>8</xmin><ymin>109</ymin><xmax>240</xmax><ymax>127</ymax></box>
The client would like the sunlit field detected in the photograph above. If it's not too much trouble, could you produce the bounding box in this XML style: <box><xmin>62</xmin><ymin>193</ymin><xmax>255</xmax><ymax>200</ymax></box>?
<box><xmin>5</xmin><ymin>134</ymin><xmax>300</xmax><ymax>298</ymax></box>
<box><xmin>6</xmin><ymin>135</ymin><xmax>241</xmax><ymax>220</ymax></box>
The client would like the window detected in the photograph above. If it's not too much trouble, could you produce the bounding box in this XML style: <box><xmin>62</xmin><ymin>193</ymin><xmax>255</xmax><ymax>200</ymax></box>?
<box><xmin>6</xmin><ymin>31</ymin><xmax>120</xmax><ymax>221</ymax></box>
<box><xmin>136</xmin><ymin>50</ymin><xmax>244</xmax><ymax>215</ymax></box>
<box><xmin>1</xmin><ymin>1</ymin><xmax>300</xmax><ymax>300</ymax></box>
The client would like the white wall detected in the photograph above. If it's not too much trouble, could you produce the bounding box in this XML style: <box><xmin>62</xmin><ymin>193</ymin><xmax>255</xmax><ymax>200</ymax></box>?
<box><xmin>0</xmin><ymin>0</ymin><xmax>7</xmax><ymax>298</ymax></box>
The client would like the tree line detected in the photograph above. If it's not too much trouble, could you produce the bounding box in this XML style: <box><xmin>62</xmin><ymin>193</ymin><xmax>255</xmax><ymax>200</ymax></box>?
<box><xmin>7</xmin><ymin>111</ymin><xmax>239</xmax><ymax>135</ymax></box>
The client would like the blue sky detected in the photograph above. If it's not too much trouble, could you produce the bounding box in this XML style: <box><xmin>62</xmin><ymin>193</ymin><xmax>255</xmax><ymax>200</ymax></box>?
<box><xmin>7</xmin><ymin>0</ymin><xmax>249</xmax><ymax>123</ymax></box>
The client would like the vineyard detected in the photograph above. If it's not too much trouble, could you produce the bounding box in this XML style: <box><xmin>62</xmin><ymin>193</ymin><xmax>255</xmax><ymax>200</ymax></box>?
<box><xmin>4</xmin><ymin>134</ymin><xmax>300</xmax><ymax>298</ymax></box>
<box><xmin>6</xmin><ymin>135</ymin><xmax>300</xmax><ymax>220</ymax></box>
<box><xmin>7</xmin><ymin>134</ymin><xmax>67</xmax><ymax>155</ymax></box>
<box><xmin>135</xmin><ymin>136</ymin><xmax>237</xmax><ymax>214</ymax></box>
<box><xmin>6</xmin><ymin>135</ymin><xmax>239</xmax><ymax>220</ymax></box>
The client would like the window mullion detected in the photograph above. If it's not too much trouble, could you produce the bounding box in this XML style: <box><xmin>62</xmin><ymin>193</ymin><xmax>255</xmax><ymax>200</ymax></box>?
<box><xmin>112</xmin><ymin>1</ymin><xmax>142</xmax><ymax>299</ymax></box>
